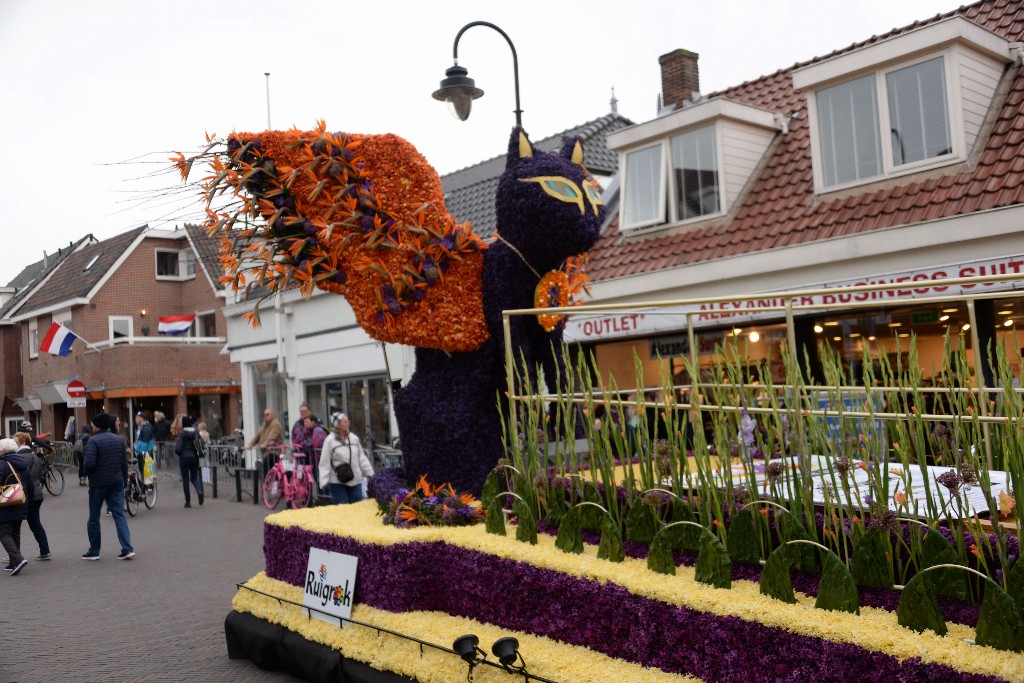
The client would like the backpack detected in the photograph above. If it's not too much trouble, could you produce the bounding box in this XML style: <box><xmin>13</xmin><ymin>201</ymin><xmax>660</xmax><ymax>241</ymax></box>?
<box><xmin>194</xmin><ymin>432</ymin><xmax>208</xmax><ymax>460</ymax></box>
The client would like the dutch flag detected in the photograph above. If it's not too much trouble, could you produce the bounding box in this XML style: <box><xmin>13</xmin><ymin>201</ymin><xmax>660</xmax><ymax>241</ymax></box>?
<box><xmin>39</xmin><ymin>322</ymin><xmax>78</xmax><ymax>356</ymax></box>
<box><xmin>157</xmin><ymin>314</ymin><xmax>196</xmax><ymax>335</ymax></box>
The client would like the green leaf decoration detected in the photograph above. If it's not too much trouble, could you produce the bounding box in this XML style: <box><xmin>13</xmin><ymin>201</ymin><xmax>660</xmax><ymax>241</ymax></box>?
<box><xmin>669</xmin><ymin>500</ymin><xmax>703</xmax><ymax>550</ymax></box>
<box><xmin>776</xmin><ymin>511</ymin><xmax>819</xmax><ymax>572</ymax></box>
<box><xmin>625</xmin><ymin>499</ymin><xmax>660</xmax><ymax>544</ymax></box>
<box><xmin>976</xmin><ymin>578</ymin><xmax>1024</xmax><ymax>652</ymax></box>
<box><xmin>484</xmin><ymin>498</ymin><xmax>506</xmax><ymax>536</ymax></box>
<box><xmin>544</xmin><ymin>486</ymin><xmax>567</xmax><ymax>528</ymax></box>
<box><xmin>647</xmin><ymin>529</ymin><xmax>677</xmax><ymax>575</ymax></box>
<box><xmin>1007</xmin><ymin>558</ymin><xmax>1024</xmax><ymax>613</ymax></box>
<box><xmin>513</xmin><ymin>474</ymin><xmax>539</xmax><ymax>520</ymax></box>
<box><xmin>597</xmin><ymin>513</ymin><xmax>625</xmax><ymax>563</ymax></box>
<box><xmin>816</xmin><ymin>548</ymin><xmax>860</xmax><ymax>615</ymax></box>
<box><xmin>694</xmin><ymin>531</ymin><xmax>732</xmax><ymax>589</ymax></box>
<box><xmin>512</xmin><ymin>499</ymin><xmax>537</xmax><ymax>545</ymax></box>
<box><xmin>580</xmin><ymin>483</ymin><xmax>602</xmax><ymax>530</ymax></box>
<box><xmin>759</xmin><ymin>545</ymin><xmax>796</xmax><ymax>604</ymax></box>
<box><xmin>896</xmin><ymin>573</ymin><xmax>947</xmax><ymax>636</ymax></box>
<box><xmin>481</xmin><ymin>469</ymin><xmax>503</xmax><ymax>510</ymax></box>
<box><xmin>920</xmin><ymin>527</ymin><xmax>967</xmax><ymax>601</ymax></box>
<box><xmin>555</xmin><ymin>505</ymin><xmax>583</xmax><ymax>554</ymax></box>
<box><xmin>850</xmin><ymin>528</ymin><xmax>895</xmax><ymax>590</ymax></box>
<box><xmin>727</xmin><ymin>507</ymin><xmax>762</xmax><ymax>564</ymax></box>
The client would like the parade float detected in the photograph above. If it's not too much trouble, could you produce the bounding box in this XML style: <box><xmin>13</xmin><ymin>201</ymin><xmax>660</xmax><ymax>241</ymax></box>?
<box><xmin>177</xmin><ymin>121</ymin><xmax>1022</xmax><ymax>681</ymax></box>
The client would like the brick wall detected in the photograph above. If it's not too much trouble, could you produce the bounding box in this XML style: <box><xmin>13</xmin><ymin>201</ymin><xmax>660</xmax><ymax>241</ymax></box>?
<box><xmin>19</xmin><ymin>235</ymin><xmax>239</xmax><ymax>436</ymax></box>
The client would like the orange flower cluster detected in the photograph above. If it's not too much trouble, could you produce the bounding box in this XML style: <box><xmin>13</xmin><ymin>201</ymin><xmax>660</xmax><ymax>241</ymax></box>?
<box><xmin>533</xmin><ymin>254</ymin><xmax>591</xmax><ymax>332</ymax></box>
<box><xmin>174</xmin><ymin>121</ymin><xmax>490</xmax><ymax>353</ymax></box>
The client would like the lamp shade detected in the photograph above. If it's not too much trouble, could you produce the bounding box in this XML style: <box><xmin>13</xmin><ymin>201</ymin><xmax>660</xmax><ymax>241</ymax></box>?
<box><xmin>432</xmin><ymin>65</ymin><xmax>484</xmax><ymax>121</ymax></box>
<box><xmin>453</xmin><ymin>634</ymin><xmax>481</xmax><ymax>664</ymax></box>
<box><xmin>491</xmin><ymin>636</ymin><xmax>519</xmax><ymax>667</ymax></box>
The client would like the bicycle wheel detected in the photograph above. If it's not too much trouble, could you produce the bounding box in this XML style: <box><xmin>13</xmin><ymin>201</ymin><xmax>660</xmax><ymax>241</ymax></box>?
<box><xmin>263</xmin><ymin>470</ymin><xmax>283</xmax><ymax>509</ymax></box>
<box><xmin>289</xmin><ymin>473</ymin><xmax>312</xmax><ymax>509</ymax></box>
<box><xmin>45</xmin><ymin>465</ymin><xmax>65</xmax><ymax>496</ymax></box>
<box><xmin>144</xmin><ymin>480</ymin><xmax>157</xmax><ymax>509</ymax></box>
<box><xmin>125</xmin><ymin>480</ymin><xmax>139</xmax><ymax>517</ymax></box>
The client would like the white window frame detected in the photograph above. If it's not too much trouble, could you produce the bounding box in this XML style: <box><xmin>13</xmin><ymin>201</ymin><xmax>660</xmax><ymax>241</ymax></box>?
<box><xmin>28</xmin><ymin>318</ymin><xmax>38</xmax><ymax>359</ymax></box>
<box><xmin>620</xmin><ymin>123</ymin><xmax>725</xmax><ymax>233</ymax></box>
<box><xmin>155</xmin><ymin>248</ymin><xmax>196</xmax><ymax>281</ymax></box>
<box><xmin>109</xmin><ymin>315</ymin><xmax>133</xmax><ymax>345</ymax></box>
<box><xmin>189</xmin><ymin>310</ymin><xmax>217</xmax><ymax>338</ymax></box>
<box><xmin>807</xmin><ymin>49</ymin><xmax>964</xmax><ymax>193</ymax></box>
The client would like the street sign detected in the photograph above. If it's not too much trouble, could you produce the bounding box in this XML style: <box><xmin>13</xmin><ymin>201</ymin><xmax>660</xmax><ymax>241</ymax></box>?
<box><xmin>67</xmin><ymin>398</ymin><xmax>86</xmax><ymax>408</ymax></box>
<box><xmin>67</xmin><ymin>380</ymin><xmax>86</xmax><ymax>398</ymax></box>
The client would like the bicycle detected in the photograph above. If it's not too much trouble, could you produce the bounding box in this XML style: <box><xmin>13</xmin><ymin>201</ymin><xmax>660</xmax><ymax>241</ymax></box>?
<box><xmin>262</xmin><ymin>448</ymin><xmax>314</xmax><ymax>510</ymax></box>
<box><xmin>124</xmin><ymin>457</ymin><xmax>157</xmax><ymax>517</ymax></box>
<box><xmin>36</xmin><ymin>447</ymin><xmax>65</xmax><ymax>496</ymax></box>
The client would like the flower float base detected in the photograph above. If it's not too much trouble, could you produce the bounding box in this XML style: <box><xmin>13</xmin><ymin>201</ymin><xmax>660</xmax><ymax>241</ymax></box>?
<box><xmin>229</xmin><ymin>501</ymin><xmax>1024</xmax><ymax>682</ymax></box>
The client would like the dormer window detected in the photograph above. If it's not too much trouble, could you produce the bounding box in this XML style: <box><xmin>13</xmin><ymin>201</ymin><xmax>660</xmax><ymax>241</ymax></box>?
<box><xmin>155</xmin><ymin>248</ymin><xmax>196</xmax><ymax>281</ymax></box>
<box><xmin>797</xmin><ymin>17</ymin><xmax>1016</xmax><ymax>192</ymax></box>
<box><xmin>610</xmin><ymin>99</ymin><xmax>779</xmax><ymax>235</ymax></box>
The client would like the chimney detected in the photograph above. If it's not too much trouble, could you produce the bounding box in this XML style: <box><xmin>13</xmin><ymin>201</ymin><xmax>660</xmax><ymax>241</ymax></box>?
<box><xmin>659</xmin><ymin>49</ymin><xmax>700</xmax><ymax>111</ymax></box>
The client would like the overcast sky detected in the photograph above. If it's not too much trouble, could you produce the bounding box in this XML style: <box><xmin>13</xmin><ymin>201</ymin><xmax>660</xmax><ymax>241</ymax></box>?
<box><xmin>0</xmin><ymin>0</ymin><xmax>955</xmax><ymax>286</ymax></box>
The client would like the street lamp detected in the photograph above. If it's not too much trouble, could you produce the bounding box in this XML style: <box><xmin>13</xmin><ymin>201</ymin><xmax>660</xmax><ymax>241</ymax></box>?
<box><xmin>432</xmin><ymin>21</ymin><xmax>523</xmax><ymax>126</ymax></box>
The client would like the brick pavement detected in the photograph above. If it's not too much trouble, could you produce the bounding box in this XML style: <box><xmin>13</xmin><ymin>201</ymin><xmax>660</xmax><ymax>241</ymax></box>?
<box><xmin>4</xmin><ymin>466</ymin><xmax>300</xmax><ymax>682</ymax></box>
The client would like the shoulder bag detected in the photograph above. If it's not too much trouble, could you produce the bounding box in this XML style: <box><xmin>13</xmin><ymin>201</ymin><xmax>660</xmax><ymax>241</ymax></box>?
<box><xmin>333</xmin><ymin>438</ymin><xmax>355</xmax><ymax>483</ymax></box>
<box><xmin>0</xmin><ymin>463</ymin><xmax>27</xmax><ymax>507</ymax></box>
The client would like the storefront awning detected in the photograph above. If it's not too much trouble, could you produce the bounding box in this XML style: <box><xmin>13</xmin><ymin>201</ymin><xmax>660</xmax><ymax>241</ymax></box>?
<box><xmin>35</xmin><ymin>382</ymin><xmax>71</xmax><ymax>405</ymax></box>
<box><xmin>15</xmin><ymin>395</ymin><xmax>42</xmax><ymax>411</ymax></box>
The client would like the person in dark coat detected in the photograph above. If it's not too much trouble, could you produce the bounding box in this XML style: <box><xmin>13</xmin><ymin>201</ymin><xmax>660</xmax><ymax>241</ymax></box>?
<box><xmin>0</xmin><ymin>437</ymin><xmax>33</xmax><ymax>575</ymax></box>
<box><xmin>82</xmin><ymin>413</ymin><xmax>134</xmax><ymax>560</ymax></box>
<box><xmin>174</xmin><ymin>415</ymin><xmax>204</xmax><ymax>508</ymax></box>
<box><xmin>14</xmin><ymin>433</ymin><xmax>49</xmax><ymax>561</ymax></box>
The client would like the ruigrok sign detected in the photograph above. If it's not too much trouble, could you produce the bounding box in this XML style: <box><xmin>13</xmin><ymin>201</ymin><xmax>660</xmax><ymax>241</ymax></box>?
<box><xmin>302</xmin><ymin>548</ymin><xmax>358</xmax><ymax>626</ymax></box>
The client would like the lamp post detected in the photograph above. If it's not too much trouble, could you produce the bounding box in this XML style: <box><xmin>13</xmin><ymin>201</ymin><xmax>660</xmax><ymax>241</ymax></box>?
<box><xmin>432</xmin><ymin>21</ymin><xmax>523</xmax><ymax>126</ymax></box>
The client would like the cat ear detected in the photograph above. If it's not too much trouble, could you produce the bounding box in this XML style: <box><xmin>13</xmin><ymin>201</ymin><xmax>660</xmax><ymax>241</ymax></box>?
<box><xmin>507</xmin><ymin>127</ymin><xmax>533</xmax><ymax>167</ymax></box>
<box><xmin>560</xmin><ymin>138</ymin><xmax>584</xmax><ymax>165</ymax></box>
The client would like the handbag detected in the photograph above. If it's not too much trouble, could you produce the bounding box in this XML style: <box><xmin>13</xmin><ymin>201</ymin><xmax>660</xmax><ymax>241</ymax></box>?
<box><xmin>0</xmin><ymin>465</ymin><xmax>26</xmax><ymax>507</ymax></box>
<box><xmin>333</xmin><ymin>439</ymin><xmax>355</xmax><ymax>483</ymax></box>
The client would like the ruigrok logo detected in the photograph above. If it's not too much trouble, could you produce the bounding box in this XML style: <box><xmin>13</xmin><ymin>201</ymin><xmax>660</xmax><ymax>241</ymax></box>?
<box><xmin>303</xmin><ymin>548</ymin><xmax>358</xmax><ymax>626</ymax></box>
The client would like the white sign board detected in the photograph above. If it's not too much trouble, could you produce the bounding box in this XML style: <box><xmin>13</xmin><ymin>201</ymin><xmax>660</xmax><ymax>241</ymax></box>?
<box><xmin>67</xmin><ymin>398</ymin><xmax>86</xmax><ymax>408</ymax></box>
<box><xmin>302</xmin><ymin>548</ymin><xmax>358</xmax><ymax>626</ymax></box>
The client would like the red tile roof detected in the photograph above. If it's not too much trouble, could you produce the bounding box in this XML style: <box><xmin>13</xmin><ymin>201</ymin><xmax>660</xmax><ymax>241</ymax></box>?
<box><xmin>588</xmin><ymin>0</ymin><xmax>1024</xmax><ymax>283</ymax></box>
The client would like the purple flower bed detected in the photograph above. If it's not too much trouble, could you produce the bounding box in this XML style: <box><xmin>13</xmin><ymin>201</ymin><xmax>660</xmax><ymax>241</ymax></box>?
<box><xmin>263</xmin><ymin>523</ymin><xmax>1006</xmax><ymax>683</ymax></box>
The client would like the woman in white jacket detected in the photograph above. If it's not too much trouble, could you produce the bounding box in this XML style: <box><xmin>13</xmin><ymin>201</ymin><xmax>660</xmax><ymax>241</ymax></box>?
<box><xmin>318</xmin><ymin>413</ymin><xmax>374</xmax><ymax>504</ymax></box>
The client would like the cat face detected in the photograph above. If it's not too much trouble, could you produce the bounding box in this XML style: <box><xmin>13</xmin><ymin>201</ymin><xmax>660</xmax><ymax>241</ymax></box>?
<box><xmin>495</xmin><ymin>128</ymin><xmax>604</xmax><ymax>272</ymax></box>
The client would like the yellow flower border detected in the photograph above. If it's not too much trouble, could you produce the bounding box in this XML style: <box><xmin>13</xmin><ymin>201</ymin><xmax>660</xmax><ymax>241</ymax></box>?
<box><xmin>234</xmin><ymin>573</ymin><xmax>701</xmax><ymax>683</ymax></box>
<box><xmin>267</xmin><ymin>501</ymin><xmax>1024</xmax><ymax>682</ymax></box>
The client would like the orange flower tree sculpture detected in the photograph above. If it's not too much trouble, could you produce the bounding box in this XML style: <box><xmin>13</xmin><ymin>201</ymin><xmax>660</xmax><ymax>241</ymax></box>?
<box><xmin>175</xmin><ymin>123</ymin><xmax>602</xmax><ymax>493</ymax></box>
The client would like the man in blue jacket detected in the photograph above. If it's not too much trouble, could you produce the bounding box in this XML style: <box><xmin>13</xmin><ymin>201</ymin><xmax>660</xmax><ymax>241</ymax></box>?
<box><xmin>82</xmin><ymin>413</ymin><xmax>134</xmax><ymax>560</ymax></box>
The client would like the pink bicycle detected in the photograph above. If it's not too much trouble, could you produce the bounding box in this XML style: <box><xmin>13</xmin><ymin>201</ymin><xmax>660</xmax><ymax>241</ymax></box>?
<box><xmin>262</xmin><ymin>448</ymin><xmax>315</xmax><ymax>509</ymax></box>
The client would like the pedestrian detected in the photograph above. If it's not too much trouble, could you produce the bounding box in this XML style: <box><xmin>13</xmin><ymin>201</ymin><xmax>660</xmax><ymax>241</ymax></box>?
<box><xmin>296</xmin><ymin>414</ymin><xmax>328</xmax><ymax>470</ymax></box>
<box><xmin>175</xmin><ymin>415</ymin><xmax>204</xmax><ymax>508</ymax></box>
<box><xmin>82</xmin><ymin>413</ymin><xmax>135</xmax><ymax>561</ymax></box>
<box><xmin>64</xmin><ymin>415</ymin><xmax>77</xmax><ymax>443</ymax></box>
<box><xmin>249</xmin><ymin>407</ymin><xmax>285</xmax><ymax>471</ymax></box>
<box><xmin>290</xmin><ymin>402</ymin><xmax>316</xmax><ymax>446</ymax></box>
<box><xmin>318</xmin><ymin>413</ymin><xmax>374</xmax><ymax>504</ymax></box>
<box><xmin>134</xmin><ymin>411</ymin><xmax>155</xmax><ymax>476</ymax></box>
<box><xmin>197</xmin><ymin>421</ymin><xmax>211</xmax><ymax>446</ymax></box>
<box><xmin>14</xmin><ymin>432</ymin><xmax>50</xmax><ymax>561</ymax></box>
<box><xmin>74</xmin><ymin>424</ymin><xmax>89</xmax><ymax>486</ymax></box>
<box><xmin>0</xmin><ymin>436</ymin><xmax>33</xmax><ymax>575</ymax></box>
<box><xmin>152</xmin><ymin>410</ymin><xmax>172</xmax><ymax>469</ymax></box>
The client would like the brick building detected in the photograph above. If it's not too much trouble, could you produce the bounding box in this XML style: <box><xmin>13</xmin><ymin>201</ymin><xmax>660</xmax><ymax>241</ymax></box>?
<box><xmin>1</xmin><ymin>225</ymin><xmax>239</xmax><ymax>441</ymax></box>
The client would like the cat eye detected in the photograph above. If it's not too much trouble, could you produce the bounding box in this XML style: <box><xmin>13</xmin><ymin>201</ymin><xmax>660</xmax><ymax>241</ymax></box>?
<box><xmin>519</xmin><ymin>176</ymin><xmax>585</xmax><ymax>214</ymax></box>
<box><xmin>583</xmin><ymin>178</ymin><xmax>604</xmax><ymax>215</ymax></box>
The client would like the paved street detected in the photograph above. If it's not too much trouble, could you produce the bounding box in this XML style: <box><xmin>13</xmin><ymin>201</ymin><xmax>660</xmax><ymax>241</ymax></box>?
<box><xmin>4</xmin><ymin>466</ymin><xmax>300</xmax><ymax>682</ymax></box>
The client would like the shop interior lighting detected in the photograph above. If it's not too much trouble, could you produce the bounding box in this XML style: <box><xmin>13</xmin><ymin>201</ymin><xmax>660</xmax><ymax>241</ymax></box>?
<box><xmin>939</xmin><ymin>315</ymin><xmax>950</xmax><ymax>322</ymax></box>
<box><xmin>942</xmin><ymin>308</ymin><xmax>959</xmax><ymax>313</ymax></box>
<box><xmin>749</xmin><ymin>331</ymin><xmax>760</xmax><ymax>342</ymax></box>
<box><xmin>833</xmin><ymin>336</ymin><xmax>841</xmax><ymax>341</ymax></box>
<box><xmin>824</xmin><ymin>321</ymin><xmax>839</xmax><ymax>326</ymax></box>
<box><xmin>998</xmin><ymin>309</ymin><xmax>1013</xmax><ymax>315</ymax></box>
<box><xmin>962</xmin><ymin>323</ymin><xmax>971</xmax><ymax>331</ymax></box>
<box><xmin>1005</xmin><ymin>319</ymin><xmax>1015</xmax><ymax>327</ymax></box>
<box><xmin>888</xmin><ymin>322</ymin><xmax>902</xmax><ymax>328</ymax></box>
<box><xmin>732</xmin><ymin>328</ymin><xmax>743</xmax><ymax>335</ymax></box>
<box><xmin>849</xmin><ymin>332</ymin><xmax>861</xmax><ymax>338</ymax></box>
<box><xmin>868</xmin><ymin>336</ymin><xmax>876</xmax><ymax>341</ymax></box>
<box><xmin>899</xmin><ymin>333</ymin><xmax>909</xmax><ymax>338</ymax></box>
<box><xmin>813</xmin><ymin>324</ymin><xmax>824</xmax><ymax>333</ymax></box>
